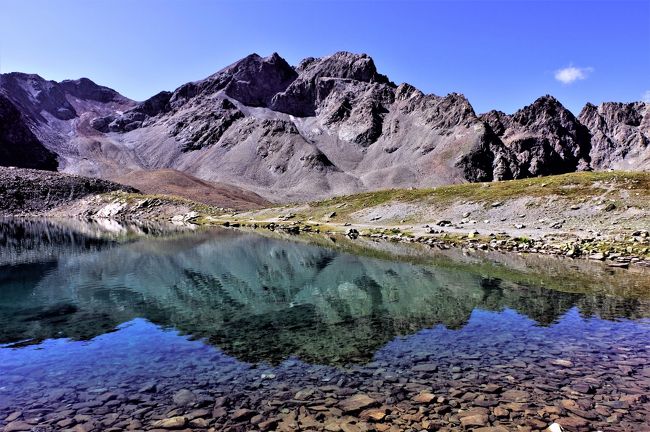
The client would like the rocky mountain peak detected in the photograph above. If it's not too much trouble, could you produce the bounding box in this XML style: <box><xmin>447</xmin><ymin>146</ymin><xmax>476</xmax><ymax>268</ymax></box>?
<box><xmin>579</xmin><ymin>101</ymin><xmax>649</xmax><ymax>169</ymax></box>
<box><xmin>483</xmin><ymin>96</ymin><xmax>592</xmax><ymax>176</ymax></box>
<box><xmin>166</xmin><ymin>52</ymin><xmax>298</xmax><ymax>110</ymax></box>
<box><xmin>479</xmin><ymin>110</ymin><xmax>510</xmax><ymax>136</ymax></box>
<box><xmin>59</xmin><ymin>77</ymin><xmax>129</xmax><ymax>104</ymax></box>
<box><xmin>300</xmin><ymin>51</ymin><xmax>391</xmax><ymax>84</ymax></box>
<box><xmin>0</xmin><ymin>72</ymin><xmax>77</xmax><ymax>120</ymax></box>
<box><xmin>270</xmin><ymin>51</ymin><xmax>393</xmax><ymax>117</ymax></box>
<box><xmin>216</xmin><ymin>52</ymin><xmax>298</xmax><ymax>107</ymax></box>
<box><xmin>394</xmin><ymin>83</ymin><xmax>423</xmax><ymax>101</ymax></box>
<box><xmin>512</xmin><ymin>95</ymin><xmax>572</xmax><ymax>125</ymax></box>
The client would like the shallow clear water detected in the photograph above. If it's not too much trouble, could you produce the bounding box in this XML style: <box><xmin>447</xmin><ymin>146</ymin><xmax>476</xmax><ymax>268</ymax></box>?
<box><xmin>1</xmin><ymin>219</ymin><xmax>649</xmax><ymax>431</ymax></box>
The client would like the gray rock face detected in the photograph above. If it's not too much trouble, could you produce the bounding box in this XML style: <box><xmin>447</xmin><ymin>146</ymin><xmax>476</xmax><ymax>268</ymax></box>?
<box><xmin>1</xmin><ymin>52</ymin><xmax>648</xmax><ymax>202</ymax></box>
<box><xmin>579</xmin><ymin>102</ymin><xmax>650</xmax><ymax>169</ymax></box>
<box><xmin>167</xmin><ymin>52</ymin><xmax>297</xmax><ymax>111</ymax></box>
<box><xmin>480</xmin><ymin>96</ymin><xmax>592</xmax><ymax>177</ymax></box>
<box><xmin>270</xmin><ymin>51</ymin><xmax>391</xmax><ymax>116</ymax></box>
<box><xmin>92</xmin><ymin>91</ymin><xmax>174</xmax><ymax>133</ymax></box>
<box><xmin>59</xmin><ymin>77</ymin><xmax>128</xmax><ymax>104</ymax></box>
<box><xmin>0</xmin><ymin>72</ymin><xmax>78</xmax><ymax>121</ymax></box>
<box><xmin>172</xmin><ymin>98</ymin><xmax>245</xmax><ymax>151</ymax></box>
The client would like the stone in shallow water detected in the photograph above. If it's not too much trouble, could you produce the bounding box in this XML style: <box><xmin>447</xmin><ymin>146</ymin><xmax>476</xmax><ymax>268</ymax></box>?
<box><xmin>412</xmin><ymin>392</ymin><xmax>436</xmax><ymax>404</ymax></box>
<box><xmin>338</xmin><ymin>394</ymin><xmax>378</xmax><ymax>413</ymax></box>
<box><xmin>360</xmin><ymin>408</ymin><xmax>387</xmax><ymax>421</ymax></box>
<box><xmin>138</xmin><ymin>383</ymin><xmax>157</xmax><ymax>393</ymax></box>
<box><xmin>460</xmin><ymin>413</ymin><xmax>489</xmax><ymax>427</ymax></box>
<box><xmin>412</xmin><ymin>363</ymin><xmax>438</xmax><ymax>373</ymax></box>
<box><xmin>232</xmin><ymin>408</ymin><xmax>256</xmax><ymax>421</ymax></box>
<box><xmin>324</xmin><ymin>420</ymin><xmax>342</xmax><ymax>431</ymax></box>
<box><xmin>294</xmin><ymin>388</ymin><xmax>316</xmax><ymax>400</ymax></box>
<box><xmin>501</xmin><ymin>389</ymin><xmax>530</xmax><ymax>402</ymax></box>
<box><xmin>259</xmin><ymin>418</ymin><xmax>280</xmax><ymax>431</ymax></box>
<box><xmin>212</xmin><ymin>406</ymin><xmax>227</xmax><ymax>418</ymax></box>
<box><xmin>3</xmin><ymin>421</ymin><xmax>32</xmax><ymax>432</ymax></box>
<box><xmin>57</xmin><ymin>418</ymin><xmax>76</xmax><ymax>428</ymax></box>
<box><xmin>482</xmin><ymin>384</ymin><xmax>502</xmax><ymax>394</ymax></box>
<box><xmin>152</xmin><ymin>416</ymin><xmax>187</xmax><ymax>429</ymax></box>
<box><xmin>186</xmin><ymin>408</ymin><xmax>210</xmax><ymax>419</ymax></box>
<box><xmin>551</xmin><ymin>359</ymin><xmax>574</xmax><ymax>368</ymax></box>
<box><xmin>556</xmin><ymin>416</ymin><xmax>590</xmax><ymax>430</ymax></box>
<box><xmin>5</xmin><ymin>412</ymin><xmax>22</xmax><ymax>422</ymax></box>
<box><xmin>172</xmin><ymin>389</ymin><xmax>196</xmax><ymax>406</ymax></box>
<box><xmin>189</xmin><ymin>418</ymin><xmax>209</xmax><ymax>427</ymax></box>
<box><xmin>341</xmin><ymin>422</ymin><xmax>363</xmax><ymax>432</ymax></box>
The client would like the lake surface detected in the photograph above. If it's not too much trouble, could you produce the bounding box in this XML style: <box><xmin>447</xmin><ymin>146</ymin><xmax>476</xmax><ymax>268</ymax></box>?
<box><xmin>1</xmin><ymin>219</ymin><xmax>649</xmax><ymax>432</ymax></box>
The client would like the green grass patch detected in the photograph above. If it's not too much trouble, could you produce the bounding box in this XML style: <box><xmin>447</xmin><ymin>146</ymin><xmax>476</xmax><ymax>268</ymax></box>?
<box><xmin>323</xmin><ymin>171</ymin><xmax>645</xmax><ymax>208</ymax></box>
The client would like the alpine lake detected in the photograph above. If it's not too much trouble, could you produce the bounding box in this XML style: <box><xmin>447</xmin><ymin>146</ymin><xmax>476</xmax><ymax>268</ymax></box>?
<box><xmin>1</xmin><ymin>219</ymin><xmax>649</xmax><ymax>432</ymax></box>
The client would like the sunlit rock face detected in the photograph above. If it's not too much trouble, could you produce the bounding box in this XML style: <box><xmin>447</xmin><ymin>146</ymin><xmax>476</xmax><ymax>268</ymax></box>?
<box><xmin>579</xmin><ymin>101</ymin><xmax>650</xmax><ymax>170</ymax></box>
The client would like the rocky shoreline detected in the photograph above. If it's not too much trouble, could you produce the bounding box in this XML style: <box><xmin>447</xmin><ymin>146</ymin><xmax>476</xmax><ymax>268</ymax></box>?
<box><xmin>215</xmin><ymin>219</ymin><xmax>650</xmax><ymax>270</ymax></box>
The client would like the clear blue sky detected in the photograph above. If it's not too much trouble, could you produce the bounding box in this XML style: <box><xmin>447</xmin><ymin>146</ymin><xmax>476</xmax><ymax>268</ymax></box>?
<box><xmin>1</xmin><ymin>0</ymin><xmax>648</xmax><ymax>114</ymax></box>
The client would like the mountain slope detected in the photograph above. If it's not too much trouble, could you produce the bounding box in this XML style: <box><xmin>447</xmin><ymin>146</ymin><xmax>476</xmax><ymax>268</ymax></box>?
<box><xmin>112</xmin><ymin>169</ymin><xmax>270</xmax><ymax>210</ymax></box>
<box><xmin>0</xmin><ymin>72</ymin><xmax>139</xmax><ymax>176</ymax></box>
<box><xmin>0</xmin><ymin>93</ymin><xmax>58</xmax><ymax>170</ymax></box>
<box><xmin>1</xmin><ymin>52</ymin><xmax>647</xmax><ymax>203</ymax></box>
<box><xmin>84</xmin><ymin>52</ymin><xmax>523</xmax><ymax>200</ymax></box>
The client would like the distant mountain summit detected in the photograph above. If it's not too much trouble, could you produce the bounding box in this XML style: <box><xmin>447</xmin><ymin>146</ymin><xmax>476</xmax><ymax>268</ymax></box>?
<box><xmin>1</xmin><ymin>52</ymin><xmax>648</xmax><ymax>201</ymax></box>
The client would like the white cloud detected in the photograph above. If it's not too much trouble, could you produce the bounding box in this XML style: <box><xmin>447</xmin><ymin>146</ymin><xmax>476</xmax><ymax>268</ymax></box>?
<box><xmin>643</xmin><ymin>90</ymin><xmax>650</xmax><ymax>103</ymax></box>
<box><xmin>554</xmin><ymin>65</ymin><xmax>593</xmax><ymax>84</ymax></box>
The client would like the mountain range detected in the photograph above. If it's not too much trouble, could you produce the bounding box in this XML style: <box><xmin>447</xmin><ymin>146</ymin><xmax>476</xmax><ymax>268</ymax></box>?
<box><xmin>1</xmin><ymin>51</ymin><xmax>648</xmax><ymax>203</ymax></box>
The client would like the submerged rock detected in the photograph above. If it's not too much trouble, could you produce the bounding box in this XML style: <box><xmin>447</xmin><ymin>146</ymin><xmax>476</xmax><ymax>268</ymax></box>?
<box><xmin>152</xmin><ymin>416</ymin><xmax>187</xmax><ymax>429</ymax></box>
<box><xmin>339</xmin><ymin>394</ymin><xmax>378</xmax><ymax>413</ymax></box>
<box><xmin>172</xmin><ymin>389</ymin><xmax>197</xmax><ymax>406</ymax></box>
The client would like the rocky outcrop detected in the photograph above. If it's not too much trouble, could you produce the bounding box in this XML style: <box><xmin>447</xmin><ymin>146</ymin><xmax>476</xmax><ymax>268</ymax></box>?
<box><xmin>98</xmin><ymin>52</ymin><xmax>518</xmax><ymax>198</ymax></box>
<box><xmin>270</xmin><ymin>51</ymin><xmax>392</xmax><ymax>116</ymax></box>
<box><xmin>0</xmin><ymin>166</ymin><xmax>135</xmax><ymax>215</ymax></box>
<box><xmin>59</xmin><ymin>77</ymin><xmax>130</xmax><ymax>104</ymax></box>
<box><xmin>0</xmin><ymin>72</ymin><xmax>78</xmax><ymax>121</ymax></box>
<box><xmin>91</xmin><ymin>91</ymin><xmax>173</xmax><ymax>133</ymax></box>
<box><xmin>579</xmin><ymin>102</ymin><xmax>650</xmax><ymax>169</ymax></box>
<box><xmin>172</xmin><ymin>98</ymin><xmax>245</xmax><ymax>151</ymax></box>
<box><xmin>480</xmin><ymin>96</ymin><xmax>592</xmax><ymax>177</ymax></box>
<box><xmin>0</xmin><ymin>94</ymin><xmax>58</xmax><ymax>170</ymax></box>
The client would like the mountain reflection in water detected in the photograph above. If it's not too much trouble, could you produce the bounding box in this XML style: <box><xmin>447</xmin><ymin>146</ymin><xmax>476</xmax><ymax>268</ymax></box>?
<box><xmin>1</xmin><ymin>218</ymin><xmax>649</xmax><ymax>366</ymax></box>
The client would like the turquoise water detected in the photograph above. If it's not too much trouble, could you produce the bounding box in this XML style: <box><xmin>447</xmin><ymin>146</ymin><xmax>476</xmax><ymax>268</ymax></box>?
<box><xmin>1</xmin><ymin>219</ymin><xmax>649</xmax><ymax>431</ymax></box>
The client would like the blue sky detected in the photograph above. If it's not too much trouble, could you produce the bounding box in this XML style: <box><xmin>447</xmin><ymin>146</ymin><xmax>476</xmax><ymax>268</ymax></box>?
<box><xmin>0</xmin><ymin>0</ymin><xmax>648</xmax><ymax>114</ymax></box>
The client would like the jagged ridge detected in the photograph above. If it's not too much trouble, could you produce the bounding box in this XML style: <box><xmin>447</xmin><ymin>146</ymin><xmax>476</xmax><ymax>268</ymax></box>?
<box><xmin>0</xmin><ymin>52</ymin><xmax>648</xmax><ymax>202</ymax></box>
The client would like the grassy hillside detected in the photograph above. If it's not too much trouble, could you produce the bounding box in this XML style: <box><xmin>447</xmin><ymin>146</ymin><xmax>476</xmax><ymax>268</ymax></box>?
<box><xmin>310</xmin><ymin>171</ymin><xmax>649</xmax><ymax>217</ymax></box>
<box><xmin>227</xmin><ymin>171</ymin><xmax>649</xmax><ymax>229</ymax></box>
